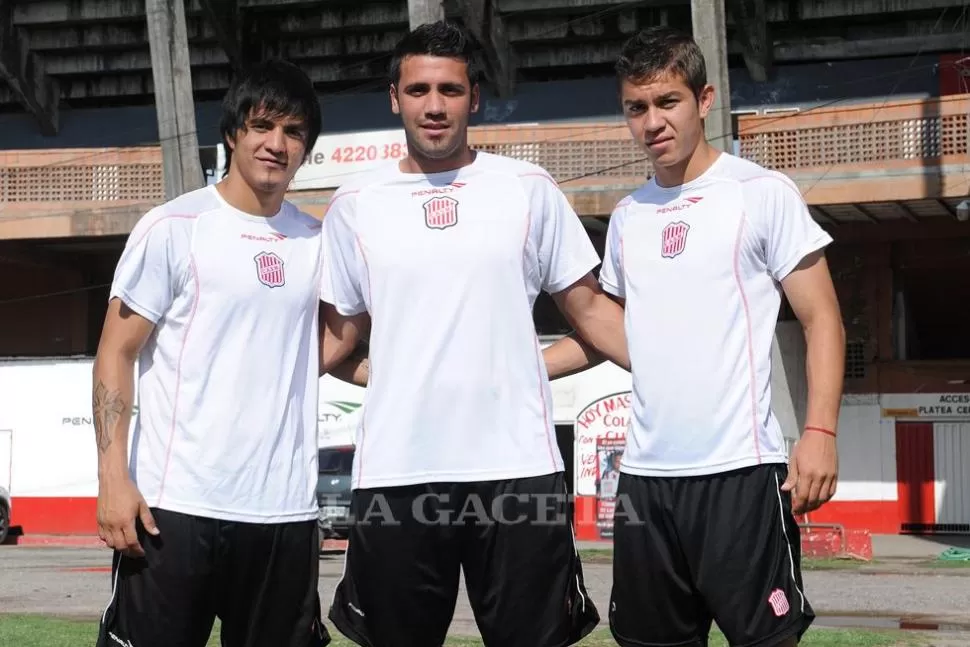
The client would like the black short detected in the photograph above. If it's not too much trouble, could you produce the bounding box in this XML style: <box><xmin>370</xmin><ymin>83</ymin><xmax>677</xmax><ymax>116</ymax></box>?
<box><xmin>96</xmin><ymin>508</ymin><xmax>330</xmax><ymax>647</ymax></box>
<box><xmin>609</xmin><ymin>464</ymin><xmax>815</xmax><ymax>647</ymax></box>
<box><xmin>328</xmin><ymin>471</ymin><xmax>599</xmax><ymax>647</ymax></box>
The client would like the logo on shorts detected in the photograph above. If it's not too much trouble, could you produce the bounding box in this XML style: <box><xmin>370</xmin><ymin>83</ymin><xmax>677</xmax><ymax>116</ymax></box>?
<box><xmin>767</xmin><ymin>588</ymin><xmax>790</xmax><ymax>617</ymax></box>
<box><xmin>254</xmin><ymin>251</ymin><xmax>285</xmax><ymax>288</ymax></box>
<box><xmin>660</xmin><ymin>221</ymin><xmax>690</xmax><ymax>259</ymax></box>
<box><xmin>107</xmin><ymin>631</ymin><xmax>134</xmax><ymax>647</ymax></box>
<box><xmin>423</xmin><ymin>196</ymin><xmax>459</xmax><ymax>230</ymax></box>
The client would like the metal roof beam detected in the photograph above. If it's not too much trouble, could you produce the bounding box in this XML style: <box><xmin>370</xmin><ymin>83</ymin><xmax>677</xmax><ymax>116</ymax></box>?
<box><xmin>12</xmin><ymin>0</ymin><xmax>207</xmax><ymax>26</ymax></box>
<box><xmin>199</xmin><ymin>0</ymin><xmax>244</xmax><ymax>71</ymax></box>
<box><xmin>0</xmin><ymin>2</ymin><xmax>58</xmax><ymax>135</ymax></box>
<box><xmin>776</xmin><ymin>0</ymin><xmax>965</xmax><ymax>21</ymax></box>
<box><xmin>458</xmin><ymin>0</ymin><xmax>515</xmax><ymax>98</ymax></box>
<box><xmin>43</xmin><ymin>47</ymin><xmax>228</xmax><ymax>75</ymax></box>
<box><xmin>728</xmin><ymin>0</ymin><xmax>770</xmax><ymax>82</ymax></box>
<box><xmin>896</xmin><ymin>202</ymin><xmax>921</xmax><ymax>223</ymax></box>
<box><xmin>853</xmin><ymin>203</ymin><xmax>881</xmax><ymax>224</ymax></box>
<box><xmin>497</xmin><ymin>0</ymin><xmax>676</xmax><ymax>14</ymax></box>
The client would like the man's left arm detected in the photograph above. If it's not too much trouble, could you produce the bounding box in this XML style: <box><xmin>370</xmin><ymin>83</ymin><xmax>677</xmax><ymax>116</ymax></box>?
<box><xmin>550</xmin><ymin>276</ymin><xmax>629</xmax><ymax>372</ymax></box>
<box><xmin>779</xmin><ymin>250</ymin><xmax>845</xmax><ymax>514</ymax></box>
<box><xmin>756</xmin><ymin>175</ymin><xmax>846</xmax><ymax>515</ymax></box>
<box><xmin>783</xmin><ymin>251</ymin><xmax>845</xmax><ymax>437</ymax></box>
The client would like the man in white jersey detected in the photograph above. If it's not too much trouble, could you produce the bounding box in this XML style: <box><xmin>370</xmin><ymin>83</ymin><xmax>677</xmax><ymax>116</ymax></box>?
<box><xmin>544</xmin><ymin>27</ymin><xmax>845</xmax><ymax>647</ymax></box>
<box><xmin>92</xmin><ymin>60</ymin><xmax>331</xmax><ymax>647</ymax></box>
<box><xmin>320</xmin><ymin>21</ymin><xmax>629</xmax><ymax>647</ymax></box>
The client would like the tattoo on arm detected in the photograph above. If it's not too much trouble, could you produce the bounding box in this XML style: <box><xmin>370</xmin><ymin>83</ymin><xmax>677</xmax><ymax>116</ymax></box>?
<box><xmin>93</xmin><ymin>380</ymin><xmax>126</xmax><ymax>454</ymax></box>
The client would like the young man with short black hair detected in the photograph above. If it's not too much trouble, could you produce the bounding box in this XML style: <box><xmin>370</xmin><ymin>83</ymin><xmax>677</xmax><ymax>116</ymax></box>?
<box><xmin>321</xmin><ymin>20</ymin><xmax>629</xmax><ymax>647</ymax></box>
<box><xmin>93</xmin><ymin>60</ymin><xmax>331</xmax><ymax>647</ymax></box>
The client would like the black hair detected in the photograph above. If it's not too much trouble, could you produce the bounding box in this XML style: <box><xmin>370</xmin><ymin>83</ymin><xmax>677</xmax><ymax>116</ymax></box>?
<box><xmin>388</xmin><ymin>20</ymin><xmax>483</xmax><ymax>88</ymax></box>
<box><xmin>219</xmin><ymin>59</ymin><xmax>322</xmax><ymax>176</ymax></box>
<box><xmin>615</xmin><ymin>26</ymin><xmax>707</xmax><ymax>98</ymax></box>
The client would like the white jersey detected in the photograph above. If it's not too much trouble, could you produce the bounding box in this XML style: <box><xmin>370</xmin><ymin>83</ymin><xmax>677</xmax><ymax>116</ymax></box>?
<box><xmin>321</xmin><ymin>152</ymin><xmax>600</xmax><ymax>489</ymax></box>
<box><xmin>109</xmin><ymin>185</ymin><xmax>323</xmax><ymax>523</ymax></box>
<box><xmin>599</xmin><ymin>153</ymin><xmax>832</xmax><ymax>477</ymax></box>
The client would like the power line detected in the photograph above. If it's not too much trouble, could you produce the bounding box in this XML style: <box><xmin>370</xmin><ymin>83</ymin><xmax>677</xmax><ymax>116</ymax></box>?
<box><xmin>0</xmin><ymin>282</ymin><xmax>110</xmax><ymax>307</ymax></box>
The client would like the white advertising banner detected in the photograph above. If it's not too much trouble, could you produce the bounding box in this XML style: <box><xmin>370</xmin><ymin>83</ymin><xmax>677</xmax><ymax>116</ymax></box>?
<box><xmin>318</xmin><ymin>374</ymin><xmax>365</xmax><ymax>448</ymax></box>
<box><xmin>214</xmin><ymin>128</ymin><xmax>409</xmax><ymax>191</ymax></box>
<box><xmin>880</xmin><ymin>393</ymin><xmax>970</xmax><ymax>419</ymax></box>
<box><xmin>574</xmin><ymin>391</ymin><xmax>631</xmax><ymax>497</ymax></box>
<box><xmin>0</xmin><ymin>359</ymin><xmax>367</xmax><ymax>497</ymax></box>
<box><xmin>0</xmin><ymin>358</ymin><xmax>110</xmax><ymax>497</ymax></box>
<box><xmin>574</xmin><ymin>390</ymin><xmax>631</xmax><ymax>541</ymax></box>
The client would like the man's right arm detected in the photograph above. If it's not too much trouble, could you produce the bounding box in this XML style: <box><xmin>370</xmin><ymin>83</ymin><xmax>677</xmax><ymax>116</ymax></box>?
<box><xmin>93</xmin><ymin>208</ymin><xmax>183</xmax><ymax>555</ymax></box>
<box><xmin>327</xmin><ymin>342</ymin><xmax>370</xmax><ymax>387</ymax></box>
<box><xmin>542</xmin><ymin>293</ymin><xmax>626</xmax><ymax>380</ymax></box>
<box><xmin>319</xmin><ymin>301</ymin><xmax>370</xmax><ymax>387</ymax></box>
<box><xmin>543</xmin><ymin>293</ymin><xmax>626</xmax><ymax>380</ymax></box>
<box><xmin>543</xmin><ymin>200</ymin><xmax>628</xmax><ymax>380</ymax></box>
<box><xmin>93</xmin><ymin>298</ymin><xmax>161</xmax><ymax>556</ymax></box>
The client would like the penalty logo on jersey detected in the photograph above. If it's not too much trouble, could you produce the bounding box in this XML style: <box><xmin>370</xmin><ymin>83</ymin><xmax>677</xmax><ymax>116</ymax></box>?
<box><xmin>254</xmin><ymin>251</ymin><xmax>285</xmax><ymax>288</ymax></box>
<box><xmin>660</xmin><ymin>221</ymin><xmax>690</xmax><ymax>259</ymax></box>
<box><xmin>423</xmin><ymin>196</ymin><xmax>459</xmax><ymax>230</ymax></box>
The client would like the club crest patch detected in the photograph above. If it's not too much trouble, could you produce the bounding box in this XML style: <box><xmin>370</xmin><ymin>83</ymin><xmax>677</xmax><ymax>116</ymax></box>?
<box><xmin>423</xmin><ymin>196</ymin><xmax>459</xmax><ymax>230</ymax></box>
<box><xmin>254</xmin><ymin>251</ymin><xmax>285</xmax><ymax>288</ymax></box>
<box><xmin>767</xmin><ymin>588</ymin><xmax>790</xmax><ymax>617</ymax></box>
<box><xmin>660</xmin><ymin>221</ymin><xmax>690</xmax><ymax>259</ymax></box>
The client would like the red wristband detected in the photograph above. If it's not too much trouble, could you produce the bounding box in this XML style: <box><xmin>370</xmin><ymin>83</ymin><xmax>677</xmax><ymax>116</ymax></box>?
<box><xmin>804</xmin><ymin>426</ymin><xmax>837</xmax><ymax>438</ymax></box>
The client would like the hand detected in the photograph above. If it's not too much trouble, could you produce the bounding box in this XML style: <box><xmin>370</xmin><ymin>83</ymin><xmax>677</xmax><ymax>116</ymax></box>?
<box><xmin>780</xmin><ymin>429</ymin><xmax>838</xmax><ymax>515</ymax></box>
<box><xmin>97</xmin><ymin>476</ymin><xmax>160</xmax><ymax>557</ymax></box>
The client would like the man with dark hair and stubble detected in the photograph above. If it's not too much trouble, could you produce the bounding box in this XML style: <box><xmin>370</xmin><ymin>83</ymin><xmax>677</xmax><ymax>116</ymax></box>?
<box><xmin>92</xmin><ymin>60</ymin><xmax>332</xmax><ymax>647</ymax></box>
<box><xmin>544</xmin><ymin>26</ymin><xmax>846</xmax><ymax>647</ymax></box>
<box><xmin>319</xmin><ymin>20</ymin><xmax>630</xmax><ymax>647</ymax></box>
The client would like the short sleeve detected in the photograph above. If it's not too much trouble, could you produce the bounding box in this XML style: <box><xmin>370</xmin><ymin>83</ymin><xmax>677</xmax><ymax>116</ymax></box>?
<box><xmin>320</xmin><ymin>191</ymin><xmax>367</xmax><ymax>316</ymax></box>
<box><xmin>749</xmin><ymin>174</ymin><xmax>833</xmax><ymax>281</ymax></box>
<box><xmin>527</xmin><ymin>173</ymin><xmax>600</xmax><ymax>294</ymax></box>
<box><xmin>109</xmin><ymin>211</ymin><xmax>186</xmax><ymax>323</ymax></box>
<box><xmin>598</xmin><ymin>201</ymin><xmax>628</xmax><ymax>298</ymax></box>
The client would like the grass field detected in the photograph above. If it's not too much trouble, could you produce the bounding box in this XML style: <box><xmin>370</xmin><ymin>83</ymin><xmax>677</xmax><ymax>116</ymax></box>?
<box><xmin>0</xmin><ymin>615</ymin><xmax>932</xmax><ymax>647</ymax></box>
